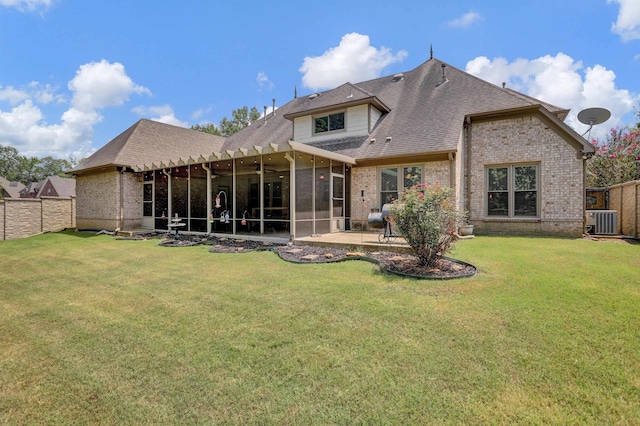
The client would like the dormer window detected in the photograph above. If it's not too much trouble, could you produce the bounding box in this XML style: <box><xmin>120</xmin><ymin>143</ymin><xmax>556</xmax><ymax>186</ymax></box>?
<box><xmin>314</xmin><ymin>112</ymin><xmax>345</xmax><ymax>134</ymax></box>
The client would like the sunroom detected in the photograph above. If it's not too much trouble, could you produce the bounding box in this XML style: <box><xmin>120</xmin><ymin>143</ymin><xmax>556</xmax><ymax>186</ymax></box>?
<box><xmin>135</xmin><ymin>141</ymin><xmax>356</xmax><ymax>239</ymax></box>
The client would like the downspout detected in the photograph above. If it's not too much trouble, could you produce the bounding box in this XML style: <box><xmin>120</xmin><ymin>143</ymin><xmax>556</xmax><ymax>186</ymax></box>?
<box><xmin>464</xmin><ymin>117</ymin><xmax>472</xmax><ymax>219</ymax></box>
<box><xmin>162</xmin><ymin>168</ymin><xmax>172</xmax><ymax>220</ymax></box>
<box><xmin>448</xmin><ymin>152</ymin><xmax>455</xmax><ymax>189</ymax></box>
<box><xmin>202</xmin><ymin>162</ymin><xmax>212</xmax><ymax>234</ymax></box>
<box><xmin>118</xmin><ymin>167</ymin><xmax>125</xmax><ymax>231</ymax></box>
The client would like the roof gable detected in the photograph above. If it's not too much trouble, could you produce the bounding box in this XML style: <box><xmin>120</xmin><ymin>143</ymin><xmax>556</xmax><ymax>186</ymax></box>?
<box><xmin>72</xmin><ymin>119</ymin><xmax>225</xmax><ymax>174</ymax></box>
<box><xmin>283</xmin><ymin>82</ymin><xmax>389</xmax><ymax>119</ymax></box>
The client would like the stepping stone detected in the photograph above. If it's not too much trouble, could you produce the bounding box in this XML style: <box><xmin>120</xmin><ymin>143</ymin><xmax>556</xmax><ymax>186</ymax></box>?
<box><xmin>286</xmin><ymin>248</ymin><xmax>303</xmax><ymax>254</ymax></box>
<box><xmin>236</xmin><ymin>247</ymin><xmax>244</xmax><ymax>252</ymax></box>
<box><xmin>301</xmin><ymin>254</ymin><xmax>319</xmax><ymax>261</ymax></box>
<box><xmin>346</xmin><ymin>252</ymin><xmax>365</xmax><ymax>257</ymax></box>
<box><xmin>325</xmin><ymin>253</ymin><xmax>334</xmax><ymax>259</ymax></box>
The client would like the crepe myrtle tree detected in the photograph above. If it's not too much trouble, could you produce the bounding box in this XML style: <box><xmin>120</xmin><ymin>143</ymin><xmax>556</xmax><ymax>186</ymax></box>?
<box><xmin>390</xmin><ymin>183</ymin><xmax>467</xmax><ymax>267</ymax></box>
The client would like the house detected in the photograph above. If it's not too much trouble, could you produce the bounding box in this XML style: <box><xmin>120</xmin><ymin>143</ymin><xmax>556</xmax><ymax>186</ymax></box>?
<box><xmin>18</xmin><ymin>176</ymin><xmax>76</xmax><ymax>198</ymax></box>
<box><xmin>0</xmin><ymin>177</ymin><xmax>25</xmax><ymax>199</ymax></box>
<box><xmin>71</xmin><ymin>56</ymin><xmax>595</xmax><ymax>237</ymax></box>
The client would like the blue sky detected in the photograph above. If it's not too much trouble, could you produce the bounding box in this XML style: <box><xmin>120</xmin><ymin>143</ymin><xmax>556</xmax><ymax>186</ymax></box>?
<box><xmin>1</xmin><ymin>0</ymin><xmax>639</xmax><ymax>160</ymax></box>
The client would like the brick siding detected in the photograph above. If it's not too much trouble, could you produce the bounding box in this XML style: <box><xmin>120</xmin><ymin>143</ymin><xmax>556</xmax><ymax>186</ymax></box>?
<box><xmin>468</xmin><ymin>115</ymin><xmax>585</xmax><ymax>236</ymax></box>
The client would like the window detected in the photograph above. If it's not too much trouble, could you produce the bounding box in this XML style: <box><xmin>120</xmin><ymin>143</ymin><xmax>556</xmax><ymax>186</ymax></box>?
<box><xmin>380</xmin><ymin>165</ymin><xmax>422</xmax><ymax>206</ymax></box>
<box><xmin>314</xmin><ymin>112</ymin><xmax>345</xmax><ymax>134</ymax></box>
<box><xmin>487</xmin><ymin>164</ymin><xmax>538</xmax><ymax>217</ymax></box>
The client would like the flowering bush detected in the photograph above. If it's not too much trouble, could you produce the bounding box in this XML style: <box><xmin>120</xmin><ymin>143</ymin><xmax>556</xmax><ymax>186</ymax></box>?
<box><xmin>390</xmin><ymin>183</ymin><xmax>466</xmax><ymax>267</ymax></box>
<box><xmin>587</xmin><ymin>126</ymin><xmax>640</xmax><ymax>188</ymax></box>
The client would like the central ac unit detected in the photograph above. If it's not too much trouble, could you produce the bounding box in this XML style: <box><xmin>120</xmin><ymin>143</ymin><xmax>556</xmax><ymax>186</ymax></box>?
<box><xmin>586</xmin><ymin>210</ymin><xmax>617</xmax><ymax>235</ymax></box>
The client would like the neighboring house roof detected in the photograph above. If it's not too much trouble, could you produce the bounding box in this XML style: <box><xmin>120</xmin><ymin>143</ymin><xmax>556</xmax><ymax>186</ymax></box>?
<box><xmin>71</xmin><ymin>119</ymin><xmax>225</xmax><ymax>174</ymax></box>
<box><xmin>224</xmin><ymin>57</ymin><xmax>584</xmax><ymax>161</ymax></box>
<box><xmin>19</xmin><ymin>181</ymin><xmax>43</xmax><ymax>198</ymax></box>
<box><xmin>38</xmin><ymin>175</ymin><xmax>76</xmax><ymax>197</ymax></box>
<box><xmin>0</xmin><ymin>177</ymin><xmax>25</xmax><ymax>198</ymax></box>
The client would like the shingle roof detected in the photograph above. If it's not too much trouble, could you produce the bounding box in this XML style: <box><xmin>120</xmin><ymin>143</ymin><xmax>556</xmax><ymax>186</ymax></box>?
<box><xmin>71</xmin><ymin>119</ymin><xmax>225</xmax><ymax>173</ymax></box>
<box><xmin>39</xmin><ymin>176</ymin><xmax>76</xmax><ymax>198</ymax></box>
<box><xmin>0</xmin><ymin>176</ymin><xmax>25</xmax><ymax>198</ymax></box>
<box><xmin>222</xmin><ymin>57</ymin><xmax>573</xmax><ymax>161</ymax></box>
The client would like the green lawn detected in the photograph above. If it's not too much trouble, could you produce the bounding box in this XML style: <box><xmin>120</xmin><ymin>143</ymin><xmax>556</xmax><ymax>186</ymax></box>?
<box><xmin>1</xmin><ymin>231</ymin><xmax>639</xmax><ymax>425</ymax></box>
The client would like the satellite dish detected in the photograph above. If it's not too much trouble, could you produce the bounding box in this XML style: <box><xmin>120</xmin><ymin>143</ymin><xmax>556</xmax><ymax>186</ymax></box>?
<box><xmin>578</xmin><ymin>107</ymin><xmax>610</xmax><ymax>139</ymax></box>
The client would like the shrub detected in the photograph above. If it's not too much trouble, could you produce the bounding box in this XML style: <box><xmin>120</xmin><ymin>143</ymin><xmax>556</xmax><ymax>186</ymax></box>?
<box><xmin>390</xmin><ymin>183</ymin><xmax>466</xmax><ymax>267</ymax></box>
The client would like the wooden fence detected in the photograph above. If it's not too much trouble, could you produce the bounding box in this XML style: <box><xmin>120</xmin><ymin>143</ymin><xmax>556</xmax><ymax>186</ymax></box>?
<box><xmin>608</xmin><ymin>180</ymin><xmax>640</xmax><ymax>238</ymax></box>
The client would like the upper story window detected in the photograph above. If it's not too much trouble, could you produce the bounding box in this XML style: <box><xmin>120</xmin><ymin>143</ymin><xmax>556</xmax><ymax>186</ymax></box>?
<box><xmin>314</xmin><ymin>112</ymin><xmax>345</xmax><ymax>134</ymax></box>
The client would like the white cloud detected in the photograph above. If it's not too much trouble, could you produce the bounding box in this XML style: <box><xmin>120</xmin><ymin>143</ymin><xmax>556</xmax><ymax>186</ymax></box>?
<box><xmin>256</xmin><ymin>72</ymin><xmax>274</xmax><ymax>91</ymax></box>
<box><xmin>0</xmin><ymin>85</ymin><xmax>29</xmax><ymax>104</ymax></box>
<box><xmin>0</xmin><ymin>0</ymin><xmax>52</xmax><ymax>12</ymax></box>
<box><xmin>446</xmin><ymin>11</ymin><xmax>482</xmax><ymax>29</ymax></box>
<box><xmin>190</xmin><ymin>106</ymin><xmax>212</xmax><ymax>122</ymax></box>
<box><xmin>465</xmin><ymin>53</ymin><xmax>637</xmax><ymax>140</ymax></box>
<box><xmin>299</xmin><ymin>33</ymin><xmax>408</xmax><ymax>91</ymax></box>
<box><xmin>133</xmin><ymin>104</ymin><xmax>188</xmax><ymax>128</ymax></box>
<box><xmin>0</xmin><ymin>60</ymin><xmax>149</xmax><ymax>158</ymax></box>
<box><xmin>609</xmin><ymin>0</ymin><xmax>640</xmax><ymax>41</ymax></box>
<box><xmin>69</xmin><ymin>60</ymin><xmax>150</xmax><ymax>111</ymax></box>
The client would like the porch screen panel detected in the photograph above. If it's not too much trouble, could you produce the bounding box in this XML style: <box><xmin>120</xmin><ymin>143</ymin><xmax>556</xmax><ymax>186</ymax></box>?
<box><xmin>154</xmin><ymin>173</ymin><xmax>168</xmax><ymax>229</ymax></box>
<box><xmin>315</xmin><ymin>160</ymin><xmax>330</xmax><ymax>234</ymax></box>
<box><xmin>190</xmin><ymin>164</ymin><xmax>207</xmax><ymax>232</ymax></box>
<box><xmin>295</xmin><ymin>154</ymin><xmax>314</xmax><ymax>237</ymax></box>
<box><xmin>171</xmin><ymin>167</ymin><xmax>188</xmax><ymax>219</ymax></box>
<box><xmin>235</xmin><ymin>157</ymin><xmax>260</xmax><ymax>235</ymax></box>
<box><xmin>261</xmin><ymin>154</ymin><xmax>290</xmax><ymax>236</ymax></box>
<box><xmin>211</xmin><ymin>161</ymin><xmax>233</xmax><ymax>234</ymax></box>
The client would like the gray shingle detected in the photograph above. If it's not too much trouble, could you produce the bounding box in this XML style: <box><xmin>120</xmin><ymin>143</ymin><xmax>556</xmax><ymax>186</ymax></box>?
<box><xmin>72</xmin><ymin>119</ymin><xmax>225</xmax><ymax>173</ymax></box>
<box><xmin>220</xmin><ymin>57</ymin><xmax>571</xmax><ymax>161</ymax></box>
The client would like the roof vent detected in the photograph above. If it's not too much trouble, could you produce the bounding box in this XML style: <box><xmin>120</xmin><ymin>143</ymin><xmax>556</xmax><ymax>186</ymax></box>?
<box><xmin>392</xmin><ymin>73</ymin><xmax>404</xmax><ymax>82</ymax></box>
<box><xmin>308</xmin><ymin>93</ymin><xmax>318</xmax><ymax>100</ymax></box>
<box><xmin>385</xmin><ymin>136</ymin><xmax>392</xmax><ymax>143</ymax></box>
<box><xmin>370</xmin><ymin>138</ymin><xmax>376</xmax><ymax>144</ymax></box>
<box><xmin>436</xmin><ymin>64</ymin><xmax>448</xmax><ymax>87</ymax></box>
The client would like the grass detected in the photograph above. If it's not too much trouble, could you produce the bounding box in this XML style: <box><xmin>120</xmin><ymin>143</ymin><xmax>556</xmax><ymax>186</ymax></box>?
<box><xmin>0</xmin><ymin>230</ymin><xmax>639</xmax><ymax>425</ymax></box>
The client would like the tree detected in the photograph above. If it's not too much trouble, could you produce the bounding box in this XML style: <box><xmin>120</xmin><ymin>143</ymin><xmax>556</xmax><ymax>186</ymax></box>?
<box><xmin>192</xmin><ymin>106</ymin><xmax>261</xmax><ymax>137</ymax></box>
<box><xmin>0</xmin><ymin>145</ymin><xmax>76</xmax><ymax>184</ymax></box>
<box><xmin>390</xmin><ymin>183</ymin><xmax>467</xmax><ymax>267</ymax></box>
<box><xmin>0</xmin><ymin>145</ymin><xmax>21</xmax><ymax>181</ymax></box>
<box><xmin>586</xmin><ymin>126</ymin><xmax>640</xmax><ymax>188</ymax></box>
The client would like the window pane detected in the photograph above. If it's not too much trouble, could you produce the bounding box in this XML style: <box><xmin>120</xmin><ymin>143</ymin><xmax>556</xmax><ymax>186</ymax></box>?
<box><xmin>314</xmin><ymin>116</ymin><xmax>328</xmax><ymax>133</ymax></box>
<box><xmin>515</xmin><ymin>166</ymin><xmax>536</xmax><ymax>191</ymax></box>
<box><xmin>381</xmin><ymin>192</ymin><xmax>398</xmax><ymax>206</ymax></box>
<box><xmin>514</xmin><ymin>191</ymin><xmax>537</xmax><ymax>216</ymax></box>
<box><xmin>315</xmin><ymin>117</ymin><xmax>329</xmax><ymax>133</ymax></box>
<box><xmin>333</xmin><ymin>175</ymin><xmax>344</xmax><ymax>199</ymax></box>
<box><xmin>329</xmin><ymin>113</ymin><xmax>344</xmax><ymax>131</ymax></box>
<box><xmin>403</xmin><ymin>166</ymin><xmax>421</xmax><ymax>188</ymax></box>
<box><xmin>381</xmin><ymin>168</ymin><xmax>398</xmax><ymax>191</ymax></box>
<box><xmin>488</xmin><ymin>167</ymin><xmax>508</xmax><ymax>191</ymax></box>
<box><xmin>488</xmin><ymin>192</ymin><xmax>508</xmax><ymax>216</ymax></box>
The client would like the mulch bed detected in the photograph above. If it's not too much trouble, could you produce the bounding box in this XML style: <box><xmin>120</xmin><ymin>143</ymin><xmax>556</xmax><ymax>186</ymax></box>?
<box><xmin>119</xmin><ymin>232</ymin><xmax>476</xmax><ymax>279</ymax></box>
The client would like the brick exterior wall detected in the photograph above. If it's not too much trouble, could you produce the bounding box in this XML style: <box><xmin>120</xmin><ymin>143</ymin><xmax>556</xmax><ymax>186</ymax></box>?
<box><xmin>350</xmin><ymin>161</ymin><xmax>454</xmax><ymax>230</ymax></box>
<box><xmin>350</xmin><ymin>166</ymin><xmax>378</xmax><ymax>230</ymax></box>
<box><xmin>0</xmin><ymin>197</ymin><xmax>75</xmax><ymax>240</ymax></box>
<box><xmin>468</xmin><ymin>115</ymin><xmax>585</xmax><ymax>236</ymax></box>
<box><xmin>76</xmin><ymin>170</ymin><xmax>143</xmax><ymax>230</ymax></box>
